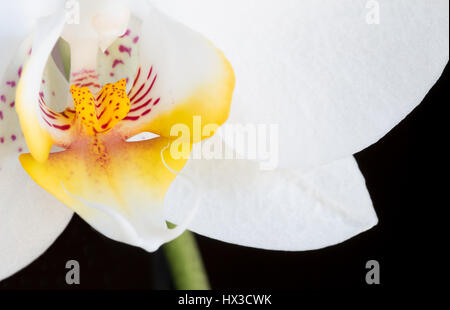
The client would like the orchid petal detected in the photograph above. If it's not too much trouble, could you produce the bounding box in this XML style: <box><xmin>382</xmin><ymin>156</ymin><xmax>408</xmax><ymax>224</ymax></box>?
<box><xmin>97</xmin><ymin>17</ymin><xmax>140</xmax><ymax>89</ymax></box>
<box><xmin>15</xmin><ymin>9</ymin><xmax>68</xmax><ymax>162</ymax></box>
<box><xmin>165</xmin><ymin>138</ymin><xmax>377</xmax><ymax>251</ymax></box>
<box><xmin>1</xmin><ymin>37</ymin><xmax>31</xmax><ymax>160</ymax></box>
<box><xmin>114</xmin><ymin>4</ymin><xmax>235</xmax><ymax>143</ymax></box>
<box><xmin>0</xmin><ymin>156</ymin><xmax>73</xmax><ymax>281</ymax></box>
<box><xmin>1</xmin><ymin>0</ymin><xmax>64</xmax><ymax>77</ymax></box>
<box><xmin>154</xmin><ymin>0</ymin><xmax>449</xmax><ymax>171</ymax></box>
<box><xmin>61</xmin><ymin>0</ymin><xmax>131</xmax><ymax>50</ymax></box>
<box><xmin>0</xmin><ymin>24</ymin><xmax>72</xmax><ymax>281</ymax></box>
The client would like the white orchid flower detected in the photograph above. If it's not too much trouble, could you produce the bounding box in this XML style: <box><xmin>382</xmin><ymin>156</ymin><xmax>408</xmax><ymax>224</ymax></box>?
<box><xmin>0</xmin><ymin>0</ymin><xmax>448</xmax><ymax>282</ymax></box>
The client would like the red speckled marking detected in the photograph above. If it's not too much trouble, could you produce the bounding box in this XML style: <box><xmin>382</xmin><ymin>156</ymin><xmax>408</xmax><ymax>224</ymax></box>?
<box><xmin>97</xmin><ymin>107</ymin><xmax>107</xmax><ymax>119</ymax></box>
<box><xmin>38</xmin><ymin>87</ymin><xmax>75</xmax><ymax>134</ymax></box>
<box><xmin>79</xmin><ymin>82</ymin><xmax>101</xmax><ymax>88</ymax></box>
<box><xmin>53</xmin><ymin>124</ymin><xmax>71</xmax><ymax>131</ymax></box>
<box><xmin>120</xmin><ymin>29</ymin><xmax>130</xmax><ymax>38</ymax></box>
<box><xmin>147</xmin><ymin>67</ymin><xmax>153</xmax><ymax>80</ymax></box>
<box><xmin>123</xmin><ymin>66</ymin><xmax>160</xmax><ymax>122</ymax></box>
<box><xmin>73</xmin><ymin>74</ymin><xmax>98</xmax><ymax>82</ymax></box>
<box><xmin>129</xmin><ymin>83</ymin><xmax>145</xmax><ymax>102</ymax></box>
<box><xmin>129</xmin><ymin>99</ymin><xmax>152</xmax><ymax>113</ymax></box>
<box><xmin>71</xmin><ymin>69</ymin><xmax>96</xmax><ymax>77</ymax></box>
<box><xmin>112</xmin><ymin>59</ymin><xmax>124</xmax><ymax>68</ymax></box>
<box><xmin>71</xmin><ymin>71</ymin><xmax>101</xmax><ymax>94</ymax></box>
<box><xmin>101</xmin><ymin>118</ymin><xmax>112</xmax><ymax>129</ymax></box>
<box><xmin>133</xmin><ymin>75</ymin><xmax>157</xmax><ymax>105</ymax></box>
<box><xmin>141</xmin><ymin>109</ymin><xmax>152</xmax><ymax>116</ymax></box>
<box><xmin>118</xmin><ymin>45</ymin><xmax>132</xmax><ymax>57</ymax></box>
<box><xmin>132</xmin><ymin>68</ymin><xmax>141</xmax><ymax>88</ymax></box>
<box><xmin>39</xmin><ymin>104</ymin><xmax>57</xmax><ymax>120</ymax></box>
<box><xmin>123</xmin><ymin>115</ymin><xmax>140</xmax><ymax>121</ymax></box>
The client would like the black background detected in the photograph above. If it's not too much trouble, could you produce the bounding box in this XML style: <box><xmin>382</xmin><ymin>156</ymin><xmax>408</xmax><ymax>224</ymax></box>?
<box><xmin>0</xmin><ymin>65</ymin><xmax>447</xmax><ymax>291</ymax></box>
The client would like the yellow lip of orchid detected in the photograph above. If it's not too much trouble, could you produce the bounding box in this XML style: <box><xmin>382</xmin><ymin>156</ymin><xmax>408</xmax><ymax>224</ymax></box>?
<box><xmin>13</xmin><ymin>1</ymin><xmax>235</xmax><ymax>252</ymax></box>
<box><xmin>18</xmin><ymin>69</ymin><xmax>234</xmax><ymax>251</ymax></box>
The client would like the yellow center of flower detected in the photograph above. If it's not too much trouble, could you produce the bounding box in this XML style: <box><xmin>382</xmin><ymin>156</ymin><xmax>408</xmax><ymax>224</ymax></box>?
<box><xmin>70</xmin><ymin>79</ymin><xmax>130</xmax><ymax>135</ymax></box>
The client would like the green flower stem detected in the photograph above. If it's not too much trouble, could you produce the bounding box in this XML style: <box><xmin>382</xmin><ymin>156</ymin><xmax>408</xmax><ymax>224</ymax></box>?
<box><xmin>59</xmin><ymin>39</ymin><xmax>209</xmax><ymax>290</ymax></box>
<box><xmin>163</xmin><ymin>230</ymin><xmax>210</xmax><ymax>290</ymax></box>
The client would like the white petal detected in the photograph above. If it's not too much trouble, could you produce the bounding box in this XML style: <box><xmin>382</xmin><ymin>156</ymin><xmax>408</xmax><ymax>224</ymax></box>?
<box><xmin>0</xmin><ymin>5</ymin><xmax>73</xmax><ymax>281</ymax></box>
<box><xmin>165</xmin><ymin>139</ymin><xmax>377</xmax><ymax>251</ymax></box>
<box><xmin>0</xmin><ymin>0</ymin><xmax>64</xmax><ymax>77</ymax></box>
<box><xmin>0</xmin><ymin>36</ymin><xmax>31</xmax><ymax>160</ymax></box>
<box><xmin>1</xmin><ymin>35</ymin><xmax>73</xmax><ymax>159</ymax></box>
<box><xmin>61</xmin><ymin>0</ymin><xmax>130</xmax><ymax>48</ymax></box>
<box><xmin>40</xmin><ymin>53</ymin><xmax>70</xmax><ymax>113</ymax></box>
<box><xmin>153</xmin><ymin>0</ymin><xmax>449</xmax><ymax>171</ymax></box>
<box><xmin>1</xmin><ymin>16</ymin><xmax>69</xmax><ymax>161</ymax></box>
<box><xmin>0</xmin><ymin>4</ymin><xmax>29</xmax><ymax>79</ymax></box>
<box><xmin>114</xmin><ymin>3</ymin><xmax>234</xmax><ymax>140</ymax></box>
<box><xmin>0</xmin><ymin>155</ymin><xmax>73</xmax><ymax>281</ymax></box>
<box><xmin>96</xmin><ymin>16</ymin><xmax>141</xmax><ymax>89</ymax></box>
<box><xmin>16</xmin><ymin>8</ymin><xmax>67</xmax><ymax>162</ymax></box>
